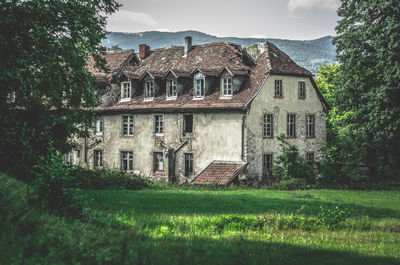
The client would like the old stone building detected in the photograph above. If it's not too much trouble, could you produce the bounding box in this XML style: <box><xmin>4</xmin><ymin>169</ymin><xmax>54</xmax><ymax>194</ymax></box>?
<box><xmin>69</xmin><ymin>36</ymin><xmax>330</xmax><ymax>185</ymax></box>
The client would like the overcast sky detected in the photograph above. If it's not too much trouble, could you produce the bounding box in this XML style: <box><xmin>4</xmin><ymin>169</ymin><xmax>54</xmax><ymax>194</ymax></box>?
<box><xmin>105</xmin><ymin>0</ymin><xmax>340</xmax><ymax>40</ymax></box>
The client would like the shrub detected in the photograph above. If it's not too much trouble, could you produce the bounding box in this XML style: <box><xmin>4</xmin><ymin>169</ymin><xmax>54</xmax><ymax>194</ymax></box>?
<box><xmin>273</xmin><ymin>134</ymin><xmax>316</xmax><ymax>185</ymax></box>
<box><xmin>318</xmin><ymin>205</ymin><xmax>352</xmax><ymax>229</ymax></box>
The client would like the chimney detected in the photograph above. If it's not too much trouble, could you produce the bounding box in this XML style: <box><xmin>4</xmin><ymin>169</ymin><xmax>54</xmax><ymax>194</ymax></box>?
<box><xmin>139</xmin><ymin>44</ymin><xmax>150</xmax><ymax>60</ymax></box>
<box><xmin>184</xmin><ymin>36</ymin><xmax>192</xmax><ymax>56</ymax></box>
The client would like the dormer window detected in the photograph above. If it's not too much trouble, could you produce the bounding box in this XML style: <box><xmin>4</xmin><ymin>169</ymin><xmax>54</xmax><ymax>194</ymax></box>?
<box><xmin>221</xmin><ymin>77</ymin><xmax>233</xmax><ymax>97</ymax></box>
<box><xmin>121</xmin><ymin>82</ymin><xmax>131</xmax><ymax>101</ymax></box>
<box><xmin>166</xmin><ymin>77</ymin><xmax>177</xmax><ymax>99</ymax></box>
<box><xmin>194</xmin><ymin>72</ymin><xmax>205</xmax><ymax>98</ymax></box>
<box><xmin>144</xmin><ymin>80</ymin><xmax>155</xmax><ymax>101</ymax></box>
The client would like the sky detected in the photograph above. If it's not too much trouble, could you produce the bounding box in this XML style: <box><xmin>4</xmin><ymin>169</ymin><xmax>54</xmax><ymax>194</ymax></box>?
<box><xmin>105</xmin><ymin>0</ymin><xmax>340</xmax><ymax>40</ymax></box>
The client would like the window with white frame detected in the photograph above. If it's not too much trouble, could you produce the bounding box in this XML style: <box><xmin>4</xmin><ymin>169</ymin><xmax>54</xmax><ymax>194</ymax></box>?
<box><xmin>64</xmin><ymin>152</ymin><xmax>72</xmax><ymax>167</ymax></box>
<box><xmin>121</xmin><ymin>115</ymin><xmax>134</xmax><ymax>136</ymax></box>
<box><xmin>287</xmin><ymin>114</ymin><xmax>296</xmax><ymax>137</ymax></box>
<box><xmin>121</xmin><ymin>151</ymin><xmax>133</xmax><ymax>171</ymax></box>
<box><xmin>275</xmin><ymin>80</ymin><xmax>282</xmax><ymax>97</ymax></box>
<box><xmin>154</xmin><ymin>115</ymin><xmax>163</xmax><ymax>134</ymax></box>
<box><xmin>153</xmin><ymin>152</ymin><xmax>164</xmax><ymax>171</ymax></box>
<box><xmin>262</xmin><ymin>154</ymin><xmax>273</xmax><ymax>178</ymax></box>
<box><xmin>298</xmin><ymin>81</ymin><xmax>306</xmax><ymax>99</ymax></box>
<box><xmin>262</xmin><ymin>114</ymin><xmax>273</xmax><ymax>138</ymax></box>
<box><xmin>194</xmin><ymin>72</ymin><xmax>205</xmax><ymax>98</ymax></box>
<box><xmin>94</xmin><ymin>150</ymin><xmax>103</xmax><ymax>167</ymax></box>
<box><xmin>306</xmin><ymin>115</ymin><xmax>315</xmax><ymax>137</ymax></box>
<box><xmin>184</xmin><ymin>153</ymin><xmax>193</xmax><ymax>176</ymax></box>
<box><xmin>166</xmin><ymin>77</ymin><xmax>177</xmax><ymax>98</ymax></box>
<box><xmin>121</xmin><ymin>82</ymin><xmax>131</xmax><ymax>101</ymax></box>
<box><xmin>95</xmin><ymin>116</ymin><xmax>103</xmax><ymax>136</ymax></box>
<box><xmin>221</xmin><ymin>77</ymin><xmax>233</xmax><ymax>97</ymax></box>
<box><xmin>144</xmin><ymin>80</ymin><xmax>155</xmax><ymax>100</ymax></box>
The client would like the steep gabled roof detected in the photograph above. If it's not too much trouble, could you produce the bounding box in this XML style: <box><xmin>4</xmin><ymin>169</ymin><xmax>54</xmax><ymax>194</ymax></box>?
<box><xmin>192</xmin><ymin>161</ymin><xmax>247</xmax><ymax>185</ymax></box>
<box><xmin>87</xmin><ymin>50</ymin><xmax>136</xmax><ymax>75</ymax></box>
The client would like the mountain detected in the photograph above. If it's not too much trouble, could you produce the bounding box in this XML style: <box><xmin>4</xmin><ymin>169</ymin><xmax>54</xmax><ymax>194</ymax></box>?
<box><xmin>102</xmin><ymin>31</ymin><xmax>337</xmax><ymax>74</ymax></box>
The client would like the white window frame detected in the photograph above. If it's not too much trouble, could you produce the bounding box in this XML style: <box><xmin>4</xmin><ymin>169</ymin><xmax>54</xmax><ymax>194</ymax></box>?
<box><xmin>287</xmin><ymin>114</ymin><xmax>296</xmax><ymax>137</ymax></box>
<box><xmin>95</xmin><ymin>116</ymin><xmax>103</xmax><ymax>136</ymax></box>
<box><xmin>166</xmin><ymin>77</ymin><xmax>177</xmax><ymax>99</ymax></box>
<box><xmin>262</xmin><ymin>114</ymin><xmax>273</xmax><ymax>138</ymax></box>
<box><xmin>153</xmin><ymin>152</ymin><xmax>164</xmax><ymax>172</ymax></box>
<box><xmin>194</xmin><ymin>72</ymin><xmax>205</xmax><ymax>99</ymax></box>
<box><xmin>94</xmin><ymin>149</ymin><xmax>103</xmax><ymax>167</ymax></box>
<box><xmin>64</xmin><ymin>152</ymin><xmax>72</xmax><ymax>167</ymax></box>
<box><xmin>221</xmin><ymin>77</ymin><xmax>233</xmax><ymax>97</ymax></box>
<box><xmin>121</xmin><ymin>115</ymin><xmax>134</xmax><ymax>136</ymax></box>
<box><xmin>144</xmin><ymin>80</ymin><xmax>155</xmax><ymax>101</ymax></box>
<box><xmin>121</xmin><ymin>151</ymin><xmax>133</xmax><ymax>171</ymax></box>
<box><xmin>120</xmin><ymin>81</ymin><xmax>131</xmax><ymax>102</ymax></box>
<box><xmin>154</xmin><ymin>115</ymin><xmax>164</xmax><ymax>135</ymax></box>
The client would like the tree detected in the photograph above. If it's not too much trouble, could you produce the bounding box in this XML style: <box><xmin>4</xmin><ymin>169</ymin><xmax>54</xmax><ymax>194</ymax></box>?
<box><xmin>333</xmin><ymin>0</ymin><xmax>400</xmax><ymax>179</ymax></box>
<box><xmin>108</xmin><ymin>44</ymin><xmax>122</xmax><ymax>51</ymax></box>
<box><xmin>0</xmin><ymin>0</ymin><xmax>120</xmax><ymax>180</ymax></box>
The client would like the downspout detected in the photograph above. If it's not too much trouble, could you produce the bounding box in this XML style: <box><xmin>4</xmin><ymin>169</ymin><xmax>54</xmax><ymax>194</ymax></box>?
<box><xmin>241</xmin><ymin>114</ymin><xmax>246</xmax><ymax>161</ymax></box>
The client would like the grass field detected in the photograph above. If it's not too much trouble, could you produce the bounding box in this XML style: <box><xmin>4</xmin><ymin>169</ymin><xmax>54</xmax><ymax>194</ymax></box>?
<box><xmin>87</xmin><ymin>188</ymin><xmax>400</xmax><ymax>265</ymax></box>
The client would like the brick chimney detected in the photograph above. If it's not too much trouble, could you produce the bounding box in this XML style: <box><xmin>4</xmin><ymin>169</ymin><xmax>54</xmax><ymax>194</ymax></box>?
<box><xmin>139</xmin><ymin>44</ymin><xmax>150</xmax><ymax>60</ymax></box>
<box><xmin>184</xmin><ymin>36</ymin><xmax>192</xmax><ymax>56</ymax></box>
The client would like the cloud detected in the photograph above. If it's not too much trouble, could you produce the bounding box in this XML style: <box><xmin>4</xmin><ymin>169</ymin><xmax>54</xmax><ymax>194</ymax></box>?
<box><xmin>106</xmin><ymin>10</ymin><xmax>159</xmax><ymax>32</ymax></box>
<box><xmin>287</xmin><ymin>0</ymin><xmax>339</xmax><ymax>11</ymax></box>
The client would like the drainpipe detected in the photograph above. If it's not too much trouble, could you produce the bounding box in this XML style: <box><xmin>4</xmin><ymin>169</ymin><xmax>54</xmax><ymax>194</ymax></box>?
<box><xmin>241</xmin><ymin>114</ymin><xmax>246</xmax><ymax>161</ymax></box>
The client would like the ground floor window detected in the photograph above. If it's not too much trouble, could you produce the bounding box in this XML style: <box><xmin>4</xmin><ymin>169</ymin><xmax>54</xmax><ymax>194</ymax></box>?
<box><xmin>94</xmin><ymin>150</ymin><xmax>103</xmax><ymax>167</ymax></box>
<box><xmin>306</xmin><ymin>152</ymin><xmax>314</xmax><ymax>166</ymax></box>
<box><xmin>121</xmin><ymin>151</ymin><xmax>133</xmax><ymax>171</ymax></box>
<box><xmin>184</xmin><ymin>153</ymin><xmax>193</xmax><ymax>177</ymax></box>
<box><xmin>64</xmin><ymin>152</ymin><xmax>72</xmax><ymax>167</ymax></box>
<box><xmin>153</xmin><ymin>152</ymin><xmax>164</xmax><ymax>172</ymax></box>
<box><xmin>262</xmin><ymin>153</ymin><xmax>273</xmax><ymax>178</ymax></box>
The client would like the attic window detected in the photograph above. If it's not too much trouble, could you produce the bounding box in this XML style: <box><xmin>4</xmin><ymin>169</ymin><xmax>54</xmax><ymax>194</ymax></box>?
<box><xmin>121</xmin><ymin>82</ymin><xmax>131</xmax><ymax>101</ymax></box>
<box><xmin>144</xmin><ymin>80</ymin><xmax>155</xmax><ymax>101</ymax></box>
<box><xmin>221</xmin><ymin>77</ymin><xmax>233</xmax><ymax>97</ymax></box>
<box><xmin>194</xmin><ymin>72</ymin><xmax>205</xmax><ymax>98</ymax></box>
<box><xmin>166</xmin><ymin>77</ymin><xmax>177</xmax><ymax>99</ymax></box>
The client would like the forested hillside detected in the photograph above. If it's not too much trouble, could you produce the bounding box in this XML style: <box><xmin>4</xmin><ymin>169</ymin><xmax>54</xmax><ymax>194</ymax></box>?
<box><xmin>102</xmin><ymin>31</ymin><xmax>336</xmax><ymax>73</ymax></box>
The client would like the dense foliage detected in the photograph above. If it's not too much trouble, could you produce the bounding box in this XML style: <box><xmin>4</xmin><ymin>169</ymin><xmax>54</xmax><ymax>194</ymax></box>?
<box><xmin>333</xmin><ymin>0</ymin><xmax>400</xmax><ymax>179</ymax></box>
<box><xmin>0</xmin><ymin>0</ymin><xmax>119</xmax><ymax>180</ymax></box>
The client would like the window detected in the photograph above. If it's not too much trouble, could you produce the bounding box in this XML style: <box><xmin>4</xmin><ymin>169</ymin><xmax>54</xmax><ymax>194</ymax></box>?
<box><xmin>121</xmin><ymin>82</ymin><xmax>131</xmax><ymax>101</ymax></box>
<box><xmin>144</xmin><ymin>80</ymin><xmax>155</xmax><ymax>100</ymax></box>
<box><xmin>262</xmin><ymin>114</ymin><xmax>273</xmax><ymax>138</ymax></box>
<box><xmin>275</xmin><ymin>80</ymin><xmax>282</xmax><ymax>97</ymax></box>
<box><xmin>221</xmin><ymin>77</ymin><xmax>233</xmax><ymax>97</ymax></box>
<box><xmin>298</xmin><ymin>81</ymin><xmax>306</xmax><ymax>99</ymax></box>
<box><xmin>262</xmin><ymin>154</ymin><xmax>273</xmax><ymax>178</ymax></box>
<box><xmin>94</xmin><ymin>150</ymin><xmax>103</xmax><ymax>167</ymax></box>
<box><xmin>166</xmin><ymin>78</ymin><xmax>177</xmax><ymax>98</ymax></box>
<box><xmin>64</xmin><ymin>152</ymin><xmax>72</xmax><ymax>167</ymax></box>
<box><xmin>306</xmin><ymin>115</ymin><xmax>315</xmax><ymax>137</ymax></box>
<box><xmin>184</xmin><ymin>153</ymin><xmax>193</xmax><ymax>176</ymax></box>
<box><xmin>306</xmin><ymin>152</ymin><xmax>314</xmax><ymax>166</ymax></box>
<box><xmin>95</xmin><ymin>116</ymin><xmax>103</xmax><ymax>136</ymax></box>
<box><xmin>183</xmin><ymin>114</ymin><xmax>193</xmax><ymax>135</ymax></box>
<box><xmin>121</xmin><ymin>151</ymin><xmax>133</xmax><ymax>171</ymax></box>
<box><xmin>287</xmin><ymin>114</ymin><xmax>296</xmax><ymax>137</ymax></box>
<box><xmin>77</xmin><ymin>149</ymin><xmax>81</xmax><ymax>158</ymax></box>
<box><xmin>121</xmin><ymin>115</ymin><xmax>134</xmax><ymax>136</ymax></box>
<box><xmin>194</xmin><ymin>72</ymin><xmax>205</xmax><ymax>98</ymax></box>
<box><xmin>154</xmin><ymin>115</ymin><xmax>163</xmax><ymax>134</ymax></box>
<box><xmin>153</xmin><ymin>152</ymin><xmax>164</xmax><ymax>171</ymax></box>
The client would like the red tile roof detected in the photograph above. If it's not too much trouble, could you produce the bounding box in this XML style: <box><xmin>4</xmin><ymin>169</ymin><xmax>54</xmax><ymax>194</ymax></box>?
<box><xmin>91</xmin><ymin>40</ymin><xmax>330</xmax><ymax>112</ymax></box>
<box><xmin>192</xmin><ymin>161</ymin><xmax>247</xmax><ymax>185</ymax></box>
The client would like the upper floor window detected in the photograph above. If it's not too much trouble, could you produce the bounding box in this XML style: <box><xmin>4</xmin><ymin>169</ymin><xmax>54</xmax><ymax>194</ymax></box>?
<box><xmin>184</xmin><ymin>153</ymin><xmax>194</xmax><ymax>176</ymax></box>
<box><xmin>64</xmin><ymin>152</ymin><xmax>72</xmax><ymax>167</ymax></box>
<box><xmin>275</xmin><ymin>80</ymin><xmax>282</xmax><ymax>97</ymax></box>
<box><xmin>183</xmin><ymin>114</ymin><xmax>193</xmax><ymax>136</ymax></box>
<box><xmin>153</xmin><ymin>152</ymin><xmax>164</xmax><ymax>172</ymax></box>
<box><xmin>262</xmin><ymin>114</ymin><xmax>273</xmax><ymax>138</ymax></box>
<box><xmin>221</xmin><ymin>77</ymin><xmax>233</xmax><ymax>97</ymax></box>
<box><xmin>94</xmin><ymin>150</ymin><xmax>103</xmax><ymax>167</ymax></box>
<box><xmin>121</xmin><ymin>115</ymin><xmax>134</xmax><ymax>136</ymax></box>
<box><xmin>298</xmin><ymin>81</ymin><xmax>306</xmax><ymax>99</ymax></box>
<box><xmin>287</xmin><ymin>114</ymin><xmax>296</xmax><ymax>137</ymax></box>
<box><xmin>144</xmin><ymin>80</ymin><xmax>155</xmax><ymax>100</ymax></box>
<box><xmin>166</xmin><ymin>77</ymin><xmax>177</xmax><ymax>98</ymax></box>
<box><xmin>121</xmin><ymin>82</ymin><xmax>131</xmax><ymax>101</ymax></box>
<box><xmin>95</xmin><ymin>116</ymin><xmax>103</xmax><ymax>136</ymax></box>
<box><xmin>306</xmin><ymin>115</ymin><xmax>315</xmax><ymax>137</ymax></box>
<box><xmin>154</xmin><ymin>115</ymin><xmax>164</xmax><ymax>134</ymax></box>
<box><xmin>194</xmin><ymin>72</ymin><xmax>205</xmax><ymax>98</ymax></box>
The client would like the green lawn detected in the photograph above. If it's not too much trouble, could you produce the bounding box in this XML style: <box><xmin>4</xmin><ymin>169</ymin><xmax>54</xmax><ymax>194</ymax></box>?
<box><xmin>87</xmin><ymin>188</ymin><xmax>400</xmax><ymax>265</ymax></box>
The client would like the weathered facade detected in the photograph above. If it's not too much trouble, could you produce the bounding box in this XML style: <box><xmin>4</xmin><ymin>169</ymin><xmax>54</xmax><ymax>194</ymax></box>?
<box><xmin>69</xmin><ymin>37</ymin><xmax>329</xmax><ymax>185</ymax></box>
